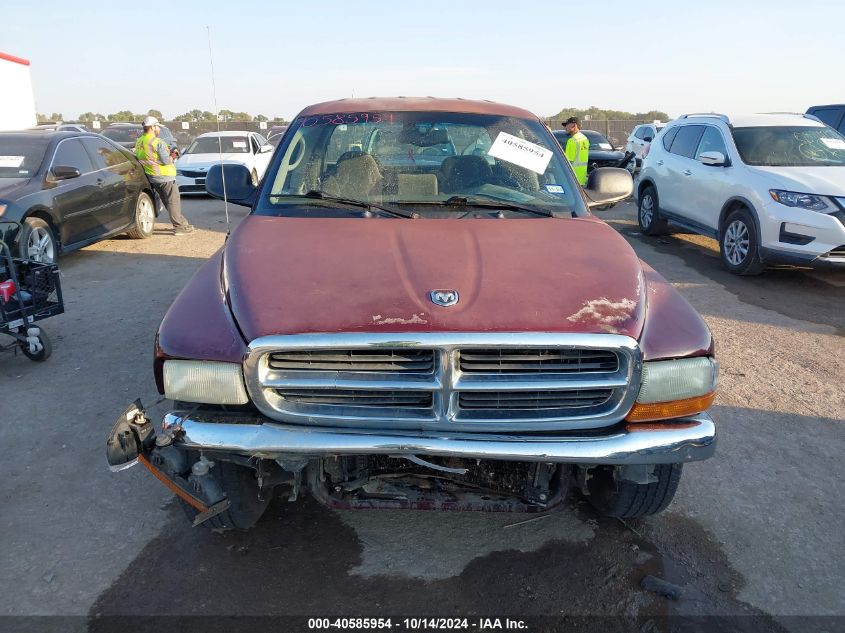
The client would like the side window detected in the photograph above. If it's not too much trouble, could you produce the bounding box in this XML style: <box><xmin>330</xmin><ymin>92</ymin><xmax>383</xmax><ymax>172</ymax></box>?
<box><xmin>643</xmin><ymin>126</ymin><xmax>655</xmax><ymax>141</ymax></box>
<box><xmin>668</xmin><ymin>125</ymin><xmax>705</xmax><ymax>158</ymax></box>
<box><xmin>82</xmin><ymin>137</ymin><xmax>128</xmax><ymax>170</ymax></box>
<box><xmin>695</xmin><ymin>126</ymin><xmax>728</xmax><ymax>160</ymax></box>
<box><xmin>634</xmin><ymin>127</ymin><xmax>646</xmax><ymax>140</ymax></box>
<box><xmin>809</xmin><ymin>108</ymin><xmax>843</xmax><ymax>129</ymax></box>
<box><xmin>52</xmin><ymin>139</ymin><xmax>94</xmax><ymax>174</ymax></box>
<box><xmin>662</xmin><ymin>126</ymin><xmax>680</xmax><ymax>150</ymax></box>
<box><xmin>250</xmin><ymin>136</ymin><xmax>260</xmax><ymax>153</ymax></box>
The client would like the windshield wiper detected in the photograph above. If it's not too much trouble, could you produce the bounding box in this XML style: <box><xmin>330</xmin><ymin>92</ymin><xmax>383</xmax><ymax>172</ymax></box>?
<box><xmin>288</xmin><ymin>190</ymin><xmax>418</xmax><ymax>219</ymax></box>
<box><xmin>399</xmin><ymin>196</ymin><xmax>556</xmax><ymax>218</ymax></box>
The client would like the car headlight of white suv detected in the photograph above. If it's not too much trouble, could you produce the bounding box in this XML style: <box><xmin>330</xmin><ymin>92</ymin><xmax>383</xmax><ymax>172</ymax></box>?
<box><xmin>769</xmin><ymin>190</ymin><xmax>835</xmax><ymax>212</ymax></box>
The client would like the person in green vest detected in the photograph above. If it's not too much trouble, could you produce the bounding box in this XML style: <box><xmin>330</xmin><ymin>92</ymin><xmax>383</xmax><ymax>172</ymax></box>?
<box><xmin>134</xmin><ymin>116</ymin><xmax>194</xmax><ymax>235</ymax></box>
<box><xmin>562</xmin><ymin>116</ymin><xmax>590</xmax><ymax>186</ymax></box>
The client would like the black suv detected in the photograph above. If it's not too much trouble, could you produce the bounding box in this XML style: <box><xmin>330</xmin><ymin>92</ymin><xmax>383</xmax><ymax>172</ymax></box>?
<box><xmin>806</xmin><ymin>104</ymin><xmax>845</xmax><ymax>135</ymax></box>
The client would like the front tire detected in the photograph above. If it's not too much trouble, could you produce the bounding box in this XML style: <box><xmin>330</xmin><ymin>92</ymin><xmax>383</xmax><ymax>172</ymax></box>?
<box><xmin>638</xmin><ymin>186</ymin><xmax>668</xmax><ymax>236</ymax></box>
<box><xmin>18</xmin><ymin>217</ymin><xmax>57</xmax><ymax>263</ymax></box>
<box><xmin>127</xmin><ymin>192</ymin><xmax>155</xmax><ymax>239</ymax></box>
<box><xmin>585</xmin><ymin>464</ymin><xmax>683</xmax><ymax>518</ymax></box>
<box><xmin>720</xmin><ymin>208</ymin><xmax>764</xmax><ymax>275</ymax></box>
<box><xmin>181</xmin><ymin>460</ymin><xmax>271</xmax><ymax>531</ymax></box>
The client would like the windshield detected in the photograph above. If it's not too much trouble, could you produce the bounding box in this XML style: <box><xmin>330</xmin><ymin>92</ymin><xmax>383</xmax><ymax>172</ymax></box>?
<box><xmin>186</xmin><ymin>136</ymin><xmax>250</xmax><ymax>154</ymax></box>
<box><xmin>0</xmin><ymin>137</ymin><xmax>48</xmax><ymax>178</ymax></box>
<box><xmin>582</xmin><ymin>130</ymin><xmax>614</xmax><ymax>150</ymax></box>
<box><xmin>261</xmin><ymin>111</ymin><xmax>583</xmax><ymax>217</ymax></box>
<box><xmin>732</xmin><ymin>126</ymin><xmax>845</xmax><ymax>166</ymax></box>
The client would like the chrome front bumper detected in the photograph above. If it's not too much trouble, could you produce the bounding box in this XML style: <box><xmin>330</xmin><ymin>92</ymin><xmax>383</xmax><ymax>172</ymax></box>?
<box><xmin>162</xmin><ymin>412</ymin><xmax>716</xmax><ymax>465</ymax></box>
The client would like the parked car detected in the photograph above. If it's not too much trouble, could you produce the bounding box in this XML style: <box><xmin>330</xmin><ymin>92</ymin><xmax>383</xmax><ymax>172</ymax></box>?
<box><xmin>553</xmin><ymin>129</ymin><xmax>631</xmax><ymax>173</ymax></box>
<box><xmin>627</xmin><ymin>123</ymin><xmax>666</xmax><ymax>170</ymax></box>
<box><xmin>637</xmin><ymin>113</ymin><xmax>845</xmax><ymax>274</ymax></box>
<box><xmin>806</xmin><ymin>104</ymin><xmax>845</xmax><ymax>135</ymax></box>
<box><xmin>106</xmin><ymin>97</ymin><xmax>718</xmax><ymax>531</ymax></box>
<box><xmin>175</xmin><ymin>131</ymin><xmax>274</xmax><ymax>194</ymax></box>
<box><xmin>28</xmin><ymin>123</ymin><xmax>89</xmax><ymax>133</ymax></box>
<box><xmin>0</xmin><ymin>130</ymin><xmax>156</xmax><ymax>263</ymax></box>
<box><xmin>101</xmin><ymin>122</ymin><xmax>178</xmax><ymax>151</ymax></box>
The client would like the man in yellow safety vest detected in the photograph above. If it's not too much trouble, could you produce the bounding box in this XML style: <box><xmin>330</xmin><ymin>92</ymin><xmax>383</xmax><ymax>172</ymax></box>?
<box><xmin>563</xmin><ymin>116</ymin><xmax>590</xmax><ymax>186</ymax></box>
<box><xmin>134</xmin><ymin>116</ymin><xmax>194</xmax><ymax>235</ymax></box>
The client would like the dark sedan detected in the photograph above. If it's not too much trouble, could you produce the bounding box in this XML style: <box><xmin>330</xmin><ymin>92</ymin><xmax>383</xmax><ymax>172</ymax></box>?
<box><xmin>553</xmin><ymin>129</ymin><xmax>629</xmax><ymax>173</ymax></box>
<box><xmin>101</xmin><ymin>122</ymin><xmax>179</xmax><ymax>151</ymax></box>
<box><xmin>0</xmin><ymin>131</ymin><xmax>156</xmax><ymax>263</ymax></box>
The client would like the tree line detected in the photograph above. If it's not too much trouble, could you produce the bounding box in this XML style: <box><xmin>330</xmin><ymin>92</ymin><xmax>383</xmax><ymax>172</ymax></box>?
<box><xmin>547</xmin><ymin>106</ymin><xmax>670</xmax><ymax>122</ymax></box>
<box><xmin>37</xmin><ymin>109</ymin><xmax>288</xmax><ymax>124</ymax></box>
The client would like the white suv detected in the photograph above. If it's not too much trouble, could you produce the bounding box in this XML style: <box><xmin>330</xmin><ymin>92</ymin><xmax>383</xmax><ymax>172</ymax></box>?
<box><xmin>637</xmin><ymin>113</ymin><xmax>845</xmax><ymax>274</ymax></box>
<box><xmin>627</xmin><ymin>123</ymin><xmax>666</xmax><ymax>170</ymax></box>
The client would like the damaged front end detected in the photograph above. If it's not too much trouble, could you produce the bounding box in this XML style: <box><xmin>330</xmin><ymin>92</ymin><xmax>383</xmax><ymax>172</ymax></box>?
<box><xmin>106</xmin><ymin>401</ymin><xmax>571</xmax><ymax>529</ymax></box>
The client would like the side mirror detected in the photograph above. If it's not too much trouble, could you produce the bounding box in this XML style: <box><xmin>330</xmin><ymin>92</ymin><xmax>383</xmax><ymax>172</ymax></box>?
<box><xmin>205</xmin><ymin>163</ymin><xmax>257</xmax><ymax>207</ymax></box>
<box><xmin>51</xmin><ymin>165</ymin><xmax>81</xmax><ymax>180</ymax></box>
<box><xmin>259</xmin><ymin>144</ymin><xmax>274</xmax><ymax>154</ymax></box>
<box><xmin>584</xmin><ymin>167</ymin><xmax>634</xmax><ymax>210</ymax></box>
<box><xmin>699</xmin><ymin>151</ymin><xmax>728</xmax><ymax>166</ymax></box>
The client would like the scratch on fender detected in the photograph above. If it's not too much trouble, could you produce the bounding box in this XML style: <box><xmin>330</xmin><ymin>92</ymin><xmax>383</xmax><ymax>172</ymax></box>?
<box><xmin>371</xmin><ymin>313</ymin><xmax>428</xmax><ymax>325</ymax></box>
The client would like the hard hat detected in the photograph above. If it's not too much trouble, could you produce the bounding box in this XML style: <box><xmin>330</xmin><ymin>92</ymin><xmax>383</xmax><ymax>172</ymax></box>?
<box><xmin>142</xmin><ymin>116</ymin><xmax>159</xmax><ymax>127</ymax></box>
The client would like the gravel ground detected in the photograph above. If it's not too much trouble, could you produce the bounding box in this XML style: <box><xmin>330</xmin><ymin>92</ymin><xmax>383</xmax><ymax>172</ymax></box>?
<box><xmin>0</xmin><ymin>197</ymin><xmax>842</xmax><ymax>631</ymax></box>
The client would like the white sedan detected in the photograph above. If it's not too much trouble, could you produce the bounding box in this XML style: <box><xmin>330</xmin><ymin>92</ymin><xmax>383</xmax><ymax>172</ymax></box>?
<box><xmin>175</xmin><ymin>131</ymin><xmax>274</xmax><ymax>194</ymax></box>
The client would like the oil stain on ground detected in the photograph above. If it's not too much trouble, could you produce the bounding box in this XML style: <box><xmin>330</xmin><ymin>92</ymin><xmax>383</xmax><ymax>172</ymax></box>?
<box><xmin>88</xmin><ymin>497</ymin><xmax>787</xmax><ymax>633</ymax></box>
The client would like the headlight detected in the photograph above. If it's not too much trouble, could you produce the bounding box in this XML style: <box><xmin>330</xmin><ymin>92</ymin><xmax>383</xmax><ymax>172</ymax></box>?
<box><xmin>769</xmin><ymin>190</ymin><xmax>832</xmax><ymax>212</ymax></box>
<box><xmin>626</xmin><ymin>357</ymin><xmax>718</xmax><ymax>422</ymax></box>
<box><xmin>163</xmin><ymin>360</ymin><xmax>249</xmax><ymax>405</ymax></box>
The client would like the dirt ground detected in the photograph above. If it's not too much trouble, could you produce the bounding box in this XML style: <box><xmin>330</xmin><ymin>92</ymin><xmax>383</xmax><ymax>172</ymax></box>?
<box><xmin>0</xmin><ymin>198</ymin><xmax>842</xmax><ymax>632</ymax></box>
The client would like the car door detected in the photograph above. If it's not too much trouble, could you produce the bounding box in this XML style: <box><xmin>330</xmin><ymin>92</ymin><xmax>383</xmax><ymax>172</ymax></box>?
<box><xmin>657</xmin><ymin>124</ymin><xmax>704</xmax><ymax>217</ymax></box>
<box><xmin>683</xmin><ymin>125</ymin><xmax>731</xmax><ymax>233</ymax></box>
<box><xmin>81</xmin><ymin>136</ymin><xmax>139</xmax><ymax>233</ymax></box>
<box><xmin>46</xmin><ymin>138</ymin><xmax>102</xmax><ymax>246</ymax></box>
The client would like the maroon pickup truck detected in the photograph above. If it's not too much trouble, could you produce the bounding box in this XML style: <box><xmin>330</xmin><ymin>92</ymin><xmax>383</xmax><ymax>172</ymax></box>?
<box><xmin>107</xmin><ymin>98</ymin><xmax>717</xmax><ymax>530</ymax></box>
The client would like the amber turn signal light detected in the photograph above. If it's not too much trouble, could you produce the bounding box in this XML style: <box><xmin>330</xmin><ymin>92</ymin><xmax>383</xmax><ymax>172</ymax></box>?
<box><xmin>625</xmin><ymin>392</ymin><xmax>716</xmax><ymax>423</ymax></box>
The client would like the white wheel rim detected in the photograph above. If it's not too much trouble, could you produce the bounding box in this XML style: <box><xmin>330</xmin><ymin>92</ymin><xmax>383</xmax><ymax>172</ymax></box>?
<box><xmin>27</xmin><ymin>226</ymin><xmax>55</xmax><ymax>263</ymax></box>
<box><xmin>724</xmin><ymin>220</ymin><xmax>750</xmax><ymax>265</ymax></box>
<box><xmin>640</xmin><ymin>195</ymin><xmax>653</xmax><ymax>227</ymax></box>
<box><xmin>138</xmin><ymin>197</ymin><xmax>154</xmax><ymax>233</ymax></box>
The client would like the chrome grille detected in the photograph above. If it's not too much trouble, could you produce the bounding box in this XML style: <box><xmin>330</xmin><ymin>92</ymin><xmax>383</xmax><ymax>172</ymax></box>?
<box><xmin>459</xmin><ymin>348</ymin><xmax>618</xmax><ymax>374</ymax></box>
<box><xmin>458</xmin><ymin>389</ymin><xmax>613</xmax><ymax>410</ymax></box>
<box><xmin>277</xmin><ymin>388</ymin><xmax>433</xmax><ymax>408</ymax></box>
<box><xmin>268</xmin><ymin>349</ymin><xmax>434</xmax><ymax>373</ymax></box>
<box><xmin>245</xmin><ymin>333</ymin><xmax>641</xmax><ymax>433</ymax></box>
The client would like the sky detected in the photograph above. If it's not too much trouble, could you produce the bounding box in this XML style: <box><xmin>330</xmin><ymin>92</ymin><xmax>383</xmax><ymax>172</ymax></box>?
<box><xmin>2</xmin><ymin>0</ymin><xmax>842</xmax><ymax>121</ymax></box>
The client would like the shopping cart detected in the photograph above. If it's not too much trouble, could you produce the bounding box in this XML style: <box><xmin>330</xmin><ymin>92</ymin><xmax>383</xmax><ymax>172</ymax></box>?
<box><xmin>0</xmin><ymin>220</ymin><xmax>64</xmax><ymax>361</ymax></box>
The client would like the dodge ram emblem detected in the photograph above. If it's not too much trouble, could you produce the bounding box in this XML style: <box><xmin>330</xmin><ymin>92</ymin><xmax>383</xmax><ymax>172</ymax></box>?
<box><xmin>429</xmin><ymin>290</ymin><xmax>459</xmax><ymax>307</ymax></box>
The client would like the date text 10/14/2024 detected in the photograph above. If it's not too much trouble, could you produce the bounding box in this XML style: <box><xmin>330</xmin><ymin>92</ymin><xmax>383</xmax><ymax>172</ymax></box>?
<box><xmin>308</xmin><ymin>618</ymin><xmax>529</xmax><ymax>630</ymax></box>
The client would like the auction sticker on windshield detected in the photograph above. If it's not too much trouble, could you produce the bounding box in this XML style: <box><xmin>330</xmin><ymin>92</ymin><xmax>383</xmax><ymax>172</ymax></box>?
<box><xmin>487</xmin><ymin>132</ymin><xmax>553</xmax><ymax>174</ymax></box>
<box><xmin>0</xmin><ymin>156</ymin><xmax>25</xmax><ymax>168</ymax></box>
<box><xmin>821</xmin><ymin>138</ymin><xmax>845</xmax><ymax>150</ymax></box>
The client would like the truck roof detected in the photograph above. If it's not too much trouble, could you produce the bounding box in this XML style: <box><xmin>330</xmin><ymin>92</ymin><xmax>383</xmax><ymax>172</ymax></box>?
<box><xmin>298</xmin><ymin>97</ymin><xmax>538</xmax><ymax>119</ymax></box>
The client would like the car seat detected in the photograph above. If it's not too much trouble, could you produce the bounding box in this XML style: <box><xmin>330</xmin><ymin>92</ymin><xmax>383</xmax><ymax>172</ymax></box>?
<box><xmin>322</xmin><ymin>153</ymin><xmax>383</xmax><ymax>200</ymax></box>
<box><xmin>438</xmin><ymin>156</ymin><xmax>493</xmax><ymax>194</ymax></box>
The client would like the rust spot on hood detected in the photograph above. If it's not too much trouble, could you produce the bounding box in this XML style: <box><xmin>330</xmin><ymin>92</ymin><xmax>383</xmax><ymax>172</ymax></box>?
<box><xmin>566</xmin><ymin>298</ymin><xmax>637</xmax><ymax>333</ymax></box>
<box><xmin>372</xmin><ymin>313</ymin><xmax>429</xmax><ymax>326</ymax></box>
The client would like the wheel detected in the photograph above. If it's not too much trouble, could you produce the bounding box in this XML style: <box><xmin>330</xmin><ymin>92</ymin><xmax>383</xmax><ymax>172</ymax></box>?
<box><xmin>181</xmin><ymin>459</ymin><xmax>271</xmax><ymax>531</ymax></box>
<box><xmin>637</xmin><ymin>186</ymin><xmax>668</xmax><ymax>236</ymax></box>
<box><xmin>19</xmin><ymin>328</ymin><xmax>52</xmax><ymax>362</ymax></box>
<box><xmin>720</xmin><ymin>208</ymin><xmax>765</xmax><ymax>275</ymax></box>
<box><xmin>18</xmin><ymin>217</ymin><xmax>57</xmax><ymax>263</ymax></box>
<box><xmin>250</xmin><ymin>168</ymin><xmax>259</xmax><ymax>187</ymax></box>
<box><xmin>585</xmin><ymin>464</ymin><xmax>683</xmax><ymax>518</ymax></box>
<box><xmin>126</xmin><ymin>191</ymin><xmax>155</xmax><ymax>239</ymax></box>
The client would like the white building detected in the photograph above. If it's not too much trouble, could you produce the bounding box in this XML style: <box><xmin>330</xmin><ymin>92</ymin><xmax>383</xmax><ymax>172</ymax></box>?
<box><xmin>0</xmin><ymin>51</ymin><xmax>37</xmax><ymax>130</ymax></box>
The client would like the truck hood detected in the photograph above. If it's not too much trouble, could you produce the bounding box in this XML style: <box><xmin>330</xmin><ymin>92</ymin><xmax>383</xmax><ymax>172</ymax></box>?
<box><xmin>752</xmin><ymin>166</ymin><xmax>845</xmax><ymax>197</ymax></box>
<box><xmin>224</xmin><ymin>215</ymin><xmax>646</xmax><ymax>340</ymax></box>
